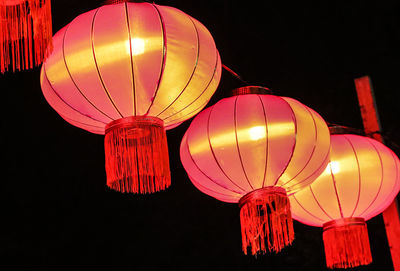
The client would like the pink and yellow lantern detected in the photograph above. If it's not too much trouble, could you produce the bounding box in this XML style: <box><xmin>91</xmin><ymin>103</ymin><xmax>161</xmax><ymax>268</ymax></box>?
<box><xmin>290</xmin><ymin>134</ymin><xmax>400</xmax><ymax>269</ymax></box>
<box><xmin>180</xmin><ymin>86</ymin><xmax>331</xmax><ymax>255</ymax></box>
<box><xmin>40</xmin><ymin>2</ymin><xmax>221</xmax><ymax>193</ymax></box>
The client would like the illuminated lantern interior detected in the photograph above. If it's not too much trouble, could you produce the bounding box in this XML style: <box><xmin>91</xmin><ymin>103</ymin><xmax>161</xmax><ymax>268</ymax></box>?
<box><xmin>290</xmin><ymin>134</ymin><xmax>400</xmax><ymax>269</ymax></box>
<box><xmin>180</xmin><ymin>86</ymin><xmax>331</xmax><ymax>255</ymax></box>
<box><xmin>0</xmin><ymin>0</ymin><xmax>53</xmax><ymax>73</ymax></box>
<box><xmin>40</xmin><ymin>2</ymin><xmax>222</xmax><ymax>193</ymax></box>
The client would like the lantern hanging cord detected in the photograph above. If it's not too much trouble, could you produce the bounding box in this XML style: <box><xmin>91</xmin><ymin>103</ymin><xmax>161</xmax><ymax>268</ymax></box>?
<box><xmin>222</xmin><ymin>64</ymin><xmax>251</xmax><ymax>86</ymax></box>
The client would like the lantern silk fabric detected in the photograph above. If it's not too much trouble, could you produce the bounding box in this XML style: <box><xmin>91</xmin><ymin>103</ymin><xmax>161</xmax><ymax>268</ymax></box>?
<box><xmin>290</xmin><ymin>134</ymin><xmax>400</xmax><ymax>268</ymax></box>
<box><xmin>40</xmin><ymin>2</ymin><xmax>221</xmax><ymax>134</ymax></box>
<box><xmin>180</xmin><ymin>94</ymin><xmax>331</xmax><ymax>202</ymax></box>
<box><xmin>180</xmin><ymin>92</ymin><xmax>331</xmax><ymax>254</ymax></box>
<box><xmin>290</xmin><ymin>134</ymin><xmax>400</xmax><ymax>227</ymax></box>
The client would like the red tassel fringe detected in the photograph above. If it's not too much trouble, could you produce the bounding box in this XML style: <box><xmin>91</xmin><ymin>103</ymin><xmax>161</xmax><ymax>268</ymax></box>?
<box><xmin>239</xmin><ymin>187</ymin><xmax>294</xmax><ymax>255</ymax></box>
<box><xmin>323</xmin><ymin>218</ymin><xmax>372</xmax><ymax>269</ymax></box>
<box><xmin>104</xmin><ymin>116</ymin><xmax>171</xmax><ymax>194</ymax></box>
<box><xmin>0</xmin><ymin>0</ymin><xmax>53</xmax><ymax>73</ymax></box>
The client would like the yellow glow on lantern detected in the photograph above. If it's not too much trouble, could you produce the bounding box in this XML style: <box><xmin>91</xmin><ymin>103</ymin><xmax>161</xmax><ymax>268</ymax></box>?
<box><xmin>126</xmin><ymin>38</ymin><xmax>145</xmax><ymax>55</ymax></box>
<box><xmin>248</xmin><ymin>126</ymin><xmax>266</xmax><ymax>141</ymax></box>
<box><xmin>327</xmin><ymin>161</ymin><xmax>340</xmax><ymax>174</ymax></box>
<box><xmin>190</xmin><ymin>122</ymin><xmax>295</xmax><ymax>155</ymax></box>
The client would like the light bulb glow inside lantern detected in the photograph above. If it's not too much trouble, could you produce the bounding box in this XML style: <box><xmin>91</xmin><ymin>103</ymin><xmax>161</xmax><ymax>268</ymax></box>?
<box><xmin>126</xmin><ymin>38</ymin><xmax>145</xmax><ymax>55</ymax></box>
<box><xmin>248</xmin><ymin>126</ymin><xmax>266</xmax><ymax>141</ymax></box>
<box><xmin>327</xmin><ymin>161</ymin><xmax>340</xmax><ymax>174</ymax></box>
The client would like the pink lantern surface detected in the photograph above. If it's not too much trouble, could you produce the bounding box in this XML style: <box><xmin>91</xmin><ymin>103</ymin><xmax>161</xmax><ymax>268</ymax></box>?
<box><xmin>40</xmin><ymin>2</ymin><xmax>221</xmax><ymax>193</ymax></box>
<box><xmin>290</xmin><ymin>134</ymin><xmax>400</xmax><ymax>269</ymax></box>
<box><xmin>180</xmin><ymin>86</ymin><xmax>331</xmax><ymax>255</ymax></box>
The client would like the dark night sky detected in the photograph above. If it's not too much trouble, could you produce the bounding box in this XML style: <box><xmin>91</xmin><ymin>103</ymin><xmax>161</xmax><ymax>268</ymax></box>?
<box><xmin>1</xmin><ymin>1</ymin><xmax>400</xmax><ymax>270</ymax></box>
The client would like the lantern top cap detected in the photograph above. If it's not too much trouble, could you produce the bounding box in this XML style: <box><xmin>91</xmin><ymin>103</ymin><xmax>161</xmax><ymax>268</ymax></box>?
<box><xmin>230</xmin><ymin>86</ymin><xmax>271</xmax><ymax>97</ymax></box>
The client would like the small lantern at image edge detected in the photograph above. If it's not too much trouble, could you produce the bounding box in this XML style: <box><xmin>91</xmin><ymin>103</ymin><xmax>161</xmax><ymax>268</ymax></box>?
<box><xmin>290</xmin><ymin>134</ymin><xmax>400</xmax><ymax>269</ymax></box>
<box><xmin>180</xmin><ymin>86</ymin><xmax>331</xmax><ymax>255</ymax></box>
<box><xmin>40</xmin><ymin>2</ymin><xmax>222</xmax><ymax>194</ymax></box>
<box><xmin>0</xmin><ymin>0</ymin><xmax>53</xmax><ymax>73</ymax></box>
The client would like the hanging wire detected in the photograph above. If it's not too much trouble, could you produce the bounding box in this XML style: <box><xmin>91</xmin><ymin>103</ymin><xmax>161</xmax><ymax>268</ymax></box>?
<box><xmin>222</xmin><ymin>64</ymin><xmax>250</xmax><ymax>85</ymax></box>
<box><xmin>222</xmin><ymin>64</ymin><xmax>275</xmax><ymax>95</ymax></box>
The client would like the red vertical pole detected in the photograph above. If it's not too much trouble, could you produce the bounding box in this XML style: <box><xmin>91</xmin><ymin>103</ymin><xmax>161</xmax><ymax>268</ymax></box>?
<box><xmin>354</xmin><ymin>76</ymin><xmax>400</xmax><ymax>271</ymax></box>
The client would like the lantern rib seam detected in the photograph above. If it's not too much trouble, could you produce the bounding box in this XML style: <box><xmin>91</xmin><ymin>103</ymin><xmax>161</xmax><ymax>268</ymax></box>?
<box><xmin>60</xmin><ymin>113</ymin><xmax>104</xmax><ymax>131</ymax></box>
<box><xmin>60</xmin><ymin>19</ymin><xmax>115</xmax><ymax>122</ymax></box>
<box><xmin>357</xmin><ymin>138</ymin><xmax>385</xmax><ymax>217</ymax></box>
<box><xmin>286</xmin><ymin>140</ymin><xmax>330</xmax><ymax>192</ymax></box>
<box><xmin>273</xmin><ymin>97</ymin><xmax>298</xmax><ymax>187</ymax></box>
<box><xmin>43</xmin><ymin>64</ymin><xmax>108</xmax><ymax>125</ymax></box>
<box><xmin>155</xmin><ymin>15</ymin><xmax>200</xmax><ymax>118</ymax></box>
<box><xmin>292</xmin><ymin>194</ymin><xmax>325</xmax><ymax>223</ymax></box>
<box><xmin>375</xmin><ymin>149</ymin><xmax>400</xmax><ymax>213</ymax></box>
<box><xmin>233</xmin><ymin>96</ymin><xmax>254</xmax><ymax>190</ymax></box>
<box><xmin>257</xmin><ymin>95</ymin><xmax>269</xmax><ymax>188</ymax></box>
<box><xmin>163</xmin><ymin>50</ymin><xmax>219</xmax><ymax>123</ymax></box>
<box><xmin>344</xmin><ymin>135</ymin><xmax>362</xmax><ymax>218</ymax></box>
<box><xmin>329</xmin><ymin>160</ymin><xmax>344</xmax><ymax>218</ymax></box>
<box><xmin>189</xmin><ymin>173</ymin><xmax>240</xmax><ymax>198</ymax></box>
<box><xmin>185</xmin><ymin>136</ymin><xmax>243</xmax><ymax>195</ymax></box>
<box><xmin>90</xmin><ymin>7</ymin><xmax>124</xmax><ymax>118</ymax></box>
<box><xmin>279</xmin><ymin>105</ymin><xmax>318</xmax><ymax>188</ymax></box>
<box><xmin>145</xmin><ymin>3</ymin><xmax>166</xmax><ymax>116</ymax></box>
<box><xmin>124</xmin><ymin>2</ymin><xmax>136</xmax><ymax>116</ymax></box>
<box><xmin>206</xmin><ymin>104</ymin><xmax>247</xmax><ymax>192</ymax></box>
<box><xmin>309</xmin><ymin>185</ymin><xmax>335</xmax><ymax>221</ymax></box>
<box><xmin>164</xmin><ymin>98</ymin><xmax>208</xmax><ymax>126</ymax></box>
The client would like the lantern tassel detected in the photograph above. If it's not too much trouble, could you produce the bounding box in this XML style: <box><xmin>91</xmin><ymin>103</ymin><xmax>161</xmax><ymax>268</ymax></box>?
<box><xmin>104</xmin><ymin>116</ymin><xmax>171</xmax><ymax>194</ymax></box>
<box><xmin>323</xmin><ymin>218</ymin><xmax>372</xmax><ymax>269</ymax></box>
<box><xmin>0</xmin><ymin>0</ymin><xmax>52</xmax><ymax>73</ymax></box>
<box><xmin>239</xmin><ymin>187</ymin><xmax>294</xmax><ymax>255</ymax></box>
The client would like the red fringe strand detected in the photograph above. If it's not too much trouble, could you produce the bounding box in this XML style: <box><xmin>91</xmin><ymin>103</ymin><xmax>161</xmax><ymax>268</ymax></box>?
<box><xmin>239</xmin><ymin>187</ymin><xmax>294</xmax><ymax>255</ymax></box>
<box><xmin>104</xmin><ymin>116</ymin><xmax>171</xmax><ymax>194</ymax></box>
<box><xmin>0</xmin><ymin>0</ymin><xmax>53</xmax><ymax>73</ymax></box>
<box><xmin>323</xmin><ymin>218</ymin><xmax>372</xmax><ymax>269</ymax></box>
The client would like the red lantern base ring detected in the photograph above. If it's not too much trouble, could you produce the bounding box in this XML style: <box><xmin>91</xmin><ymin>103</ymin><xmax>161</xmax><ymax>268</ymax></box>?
<box><xmin>239</xmin><ymin>186</ymin><xmax>294</xmax><ymax>255</ymax></box>
<box><xmin>104</xmin><ymin>116</ymin><xmax>171</xmax><ymax>194</ymax></box>
<box><xmin>323</xmin><ymin>217</ymin><xmax>372</xmax><ymax>269</ymax></box>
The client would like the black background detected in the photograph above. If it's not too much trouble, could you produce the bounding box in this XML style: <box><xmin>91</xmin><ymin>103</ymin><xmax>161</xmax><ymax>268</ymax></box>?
<box><xmin>1</xmin><ymin>0</ymin><xmax>400</xmax><ymax>270</ymax></box>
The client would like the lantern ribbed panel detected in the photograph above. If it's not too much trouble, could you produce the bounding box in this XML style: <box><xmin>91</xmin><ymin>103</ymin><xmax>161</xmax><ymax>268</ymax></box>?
<box><xmin>290</xmin><ymin>134</ymin><xmax>400</xmax><ymax>227</ymax></box>
<box><xmin>289</xmin><ymin>134</ymin><xmax>400</xmax><ymax>268</ymax></box>
<box><xmin>180</xmin><ymin>93</ymin><xmax>331</xmax><ymax>254</ymax></box>
<box><xmin>40</xmin><ymin>2</ymin><xmax>221</xmax><ymax>134</ymax></box>
<box><xmin>180</xmin><ymin>94</ymin><xmax>331</xmax><ymax>202</ymax></box>
<box><xmin>40</xmin><ymin>2</ymin><xmax>220</xmax><ymax>194</ymax></box>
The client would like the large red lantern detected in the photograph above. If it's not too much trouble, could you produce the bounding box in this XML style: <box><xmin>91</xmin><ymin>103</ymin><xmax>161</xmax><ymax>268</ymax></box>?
<box><xmin>40</xmin><ymin>2</ymin><xmax>221</xmax><ymax>193</ymax></box>
<box><xmin>180</xmin><ymin>86</ymin><xmax>331</xmax><ymax>255</ymax></box>
<box><xmin>290</xmin><ymin>134</ymin><xmax>400</xmax><ymax>269</ymax></box>
<box><xmin>0</xmin><ymin>0</ymin><xmax>52</xmax><ymax>73</ymax></box>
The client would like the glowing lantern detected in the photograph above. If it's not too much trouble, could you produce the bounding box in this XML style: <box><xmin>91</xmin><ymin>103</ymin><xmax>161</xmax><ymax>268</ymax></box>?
<box><xmin>40</xmin><ymin>2</ymin><xmax>222</xmax><ymax>193</ymax></box>
<box><xmin>0</xmin><ymin>0</ymin><xmax>52</xmax><ymax>73</ymax></box>
<box><xmin>290</xmin><ymin>134</ymin><xmax>400</xmax><ymax>269</ymax></box>
<box><xmin>180</xmin><ymin>86</ymin><xmax>331</xmax><ymax>255</ymax></box>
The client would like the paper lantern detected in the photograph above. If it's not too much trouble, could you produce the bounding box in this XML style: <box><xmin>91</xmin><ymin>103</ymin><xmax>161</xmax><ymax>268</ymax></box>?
<box><xmin>0</xmin><ymin>0</ymin><xmax>52</xmax><ymax>73</ymax></box>
<box><xmin>180</xmin><ymin>86</ymin><xmax>331</xmax><ymax>255</ymax></box>
<box><xmin>40</xmin><ymin>2</ymin><xmax>221</xmax><ymax>193</ymax></box>
<box><xmin>290</xmin><ymin>134</ymin><xmax>400</xmax><ymax>269</ymax></box>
